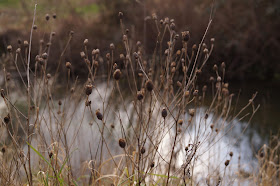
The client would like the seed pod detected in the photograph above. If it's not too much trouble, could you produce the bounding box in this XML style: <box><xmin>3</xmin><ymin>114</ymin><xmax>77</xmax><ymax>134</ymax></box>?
<box><xmin>184</xmin><ymin>91</ymin><xmax>190</xmax><ymax>98</ymax></box>
<box><xmin>202</xmin><ymin>85</ymin><xmax>207</xmax><ymax>92</ymax></box>
<box><xmin>7</xmin><ymin>45</ymin><xmax>12</xmax><ymax>52</ymax></box>
<box><xmin>1</xmin><ymin>146</ymin><xmax>6</xmax><ymax>154</ymax></box>
<box><xmin>84</xmin><ymin>39</ymin><xmax>89</xmax><ymax>45</ymax></box>
<box><xmin>140</xmin><ymin>147</ymin><xmax>146</xmax><ymax>154</ymax></box>
<box><xmin>137</xmin><ymin>91</ymin><xmax>144</xmax><ymax>101</ymax></box>
<box><xmin>211</xmin><ymin>38</ymin><xmax>215</xmax><ymax>43</ymax></box>
<box><xmin>70</xmin><ymin>31</ymin><xmax>74</xmax><ymax>36</ymax></box>
<box><xmin>45</xmin><ymin>14</ymin><xmax>50</xmax><ymax>21</ymax></box>
<box><xmin>52</xmin><ymin>13</ymin><xmax>57</xmax><ymax>19</ymax></box>
<box><xmin>150</xmin><ymin>162</ymin><xmax>155</xmax><ymax>168</ymax></box>
<box><xmin>42</xmin><ymin>52</ymin><xmax>48</xmax><ymax>59</ymax></box>
<box><xmin>193</xmin><ymin>90</ymin><xmax>198</xmax><ymax>96</ymax></box>
<box><xmin>110</xmin><ymin>43</ymin><xmax>115</xmax><ymax>50</ymax></box>
<box><xmin>225</xmin><ymin>160</ymin><xmax>230</xmax><ymax>166</ymax></box>
<box><xmin>66</xmin><ymin>62</ymin><xmax>71</xmax><ymax>69</ymax></box>
<box><xmin>33</xmin><ymin>25</ymin><xmax>37</xmax><ymax>30</ymax></box>
<box><xmin>221</xmin><ymin>62</ymin><xmax>226</xmax><ymax>69</ymax></box>
<box><xmin>4</xmin><ymin>114</ymin><xmax>10</xmax><ymax>124</ymax></box>
<box><xmin>178</xmin><ymin>119</ymin><xmax>183</xmax><ymax>125</ymax></box>
<box><xmin>85</xmin><ymin>84</ymin><xmax>93</xmax><ymax>95</ymax></box>
<box><xmin>209</xmin><ymin>77</ymin><xmax>214</xmax><ymax>82</ymax></box>
<box><xmin>49</xmin><ymin>152</ymin><xmax>53</xmax><ymax>159</ymax></box>
<box><xmin>118</xmin><ymin>12</ymin><xmax>123</xmax><ymax>19</ymax></box>
<box><xmin>119</xmin><ymin>138</ymin><xmax>126</xmax><ymax>148</ymax></box>
<box><xmin>80</xmin><ymin>51</ymin><xmax>86</xmax><ymax>59</ymax></box>
<box><xmin>210</xmin><ymin>124</ymin><xmax>214</xmax><ymax>129</ymax></box>
<box><xmin>58</xmin><ymin>100</ymin><xmax>62</xmax><ymax>105</ymax></box>
<box><xmin>217</xmin><ymin>76</ymin><xmax>222</xmax><ymax>82</ymax></box>
<box><xmin>145</xmin><ymin>80</ymin><xmax>153</xmax><ymax>92</ymax></box>
<box><xmin>85</xmin><ymin>100</ymin><xmax>91</xmax><ymax>107</ymax></box>
<box><xmin>24</xmin><ymin>41</ymin><xmax>29</xmax><ymax>47</ymax></box>
<box><xmin>95</xmin><ymin>110</ymin><xmax>103</xmax><ymax>120</ymax></box>
<box><xmin>170</xmin><ymin>23</ymin><xmax>175</xmax><ymax>30</ymax></box>
<box><xmin>229</xmin><ymin>152</ymin><xmax>233</xmax><ymax>157</ymax></box>
<box><xmin>161</xmin><ymin>108</ymin><xmax>167</xmax><ymax>118</ymax></box>
<box><xmin>113</xmin><ymin>69</ymin><xmax>121</xmax><ymax>80</ymax></box>
<box><xmin>16</xmin><ymin>48</ymin><xmax>21</xmax><ymax>53</ymax></box>
<box><xmin>182</xmin><ymin>31</ymin><xmax>190</xmax><ymax>42</ymax></box>
<box><xmin>213</xmin><ymin>64</ymin><xmax>218</xmax><ymax>71</ymax></box>
<box><xmin>189</xmin><ymin>109</ymin><xmax>195</xmax><ymax>117</ymax></box>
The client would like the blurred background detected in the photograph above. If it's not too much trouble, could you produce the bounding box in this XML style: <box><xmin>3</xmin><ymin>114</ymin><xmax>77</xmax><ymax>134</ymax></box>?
<box><xmin>0</xmin><ymin>0</ymin><xmax>279</xmax><ymax>140</ymax></box>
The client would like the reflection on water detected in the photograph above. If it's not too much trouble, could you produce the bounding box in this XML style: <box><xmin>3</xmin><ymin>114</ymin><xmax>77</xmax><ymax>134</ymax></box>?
<box><xmin>0</xmin><ymin>79</ymin><xmax>277</xmax><ymax>185</ymax></box>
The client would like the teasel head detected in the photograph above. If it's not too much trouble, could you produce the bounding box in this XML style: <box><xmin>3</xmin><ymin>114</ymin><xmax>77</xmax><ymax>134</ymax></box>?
<box><xmin>95</xmin><ymin>109</ymin><xmax>103</xmax><ymax>121</ymax></box>
<box><xmin>119</xmin><ymin>138</ymin><xmax>126</xmax><ymax>148</ymax></box>
<box><xmin>113</xmin><ymin>69</ymin><xmax>122</xmax><ymax>81</ymax></box>
<box><xmin>161</xmin><ymin>108</ymin><xmax>167</xmax><ymax>118</ymax></box>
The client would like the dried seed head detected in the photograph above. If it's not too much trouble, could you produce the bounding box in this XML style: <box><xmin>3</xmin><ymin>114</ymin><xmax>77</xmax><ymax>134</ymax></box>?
<box><xmin>193</xmin><ymin>90</ymin><xmax>199</xmax><ymax>96</ymax></box>
<box><xmin>141</xmin><ymin>147</ymin><xmax>146</xmax><ymax>154</ymax></box>
<box><xmin>18</xmin><ymin>39</ymin><xmax>22</xmax><ymax>45</ymax></box>
<box><xmin>202</xmin><ymin>85</ymin><xmax>207</xmax><ymax>92</ymax></box>
<box><xmin>213</xmin><ymin>64</ymin><xmax>218</xmax><ymax>71</ymax></box>
<box><xmin>118</xmin><ymin>12</ymin><xmax>123</xmax><ymax>19</ymax></box>
<box><xmin>119</xmin><ymin>138</ymin><xmax>126</xmax><ymax>148</ymax></box>
<box><xmin>210</xmin><ymin>124</ymin><xmax>214</xmax><ymax>129</ymax></box>
<box><xmin>189</xmin><ymin>109</ymin><xmax>195</xmax><ymax>117</ymax></box>
<box><xmin>120</xmin><ymin>54</ymin><xmax>125</xmax><ymax>60</ymax></box>
<box><xmin>42</xmin><ymin>52</ymin><xmax>48</xmax><ymax>59</ymax></box>
<box><xmin>161</xmin><ymin>108</ymin><xmax>167</xmax><ymax>118</ymax></box>
<box><xmin>176</xmin><ymin>50</ymin><xmax>181</xmax><ymax>56</ymax></box>
<box><xmin>150</xmin><ymin>162</ymin><xmax>155</xmax><ymax>168</ymax></box>
<box><xmin>225</xmin><ymin>160</ymin><xmax>230</xmax><ymax>166</ymax></box>
<box><xmin>1</xmin><ymin>89</ymin><xmax>5</xmax><ymax>98</ymax></box>
<box><xmin>113</xmin><ymin>69</ymin><xmax>121</xmax><ymax>80</ymax></box>
<box><xmin>4</xmin><ymin>114</ymin><xmax>10</xmax><ymax>124</ymax></box>
<box><xmin>203</xmin><ymin>48</ymin><xmax>209</xmax><ymax>54</ymax></box>
<box><xmin>7</xmin><ymin>45</ymin><xmax>12</xmax><ymax>52</ymax></box>
<box><xmin>45</xmin><ymin>14</ymin><xmax>50</xmax><ymax>21</ymax></box>
<box><xmin>95</xmin><ymin>109</ymin><xmax>103</xmax><ymax>120</ymax></box>
<box><xmin>177</xmin><ymin>128</ymin><xmax>182</xmax><ymax>133</ymax></box>
<box><xmin>85</xmin><ymin>84</ymin><xmax>93</xmax><ymax>95</ymax></box>
<box><xmin>133</xmin><ymin>52</ymin><xmax>139</xmax><ymax>59</ymax></box>
<box><xmin>85</xmin><ymin>100</ymin><xmax>91</xmax><ymax>107</ymax></box>
<box><xmin>174</xmin><ymin>34</ymin><xmax>179</xmax><ymax>40</ymax></box>
<box><xmin>33</xmin><ymin>25</ymin><xmax>37</xmax><ymax>30</ymax></box>
<box><xmin>152</xmin><ymin>13</ymin><xmax>157</xmax><ymax>20</ymax></box>
<box><xmin>137</xmin><ymin>91</ymin><xmax>144</xmax><ymax>101</ymax></box>
<box><xmin>71</xmin><ymin>87</ymin><xmax>75</xmax><ymax>93</ymax></box>
<box><xmin>111</xmin><ymin>124</ymin><xmax>115</xmax><ymax>129</ymax></box>
<box><xmin>80</xmin><ymin>51</ymin><xmax>86</xmax><ymax>58</ymax></box>
<box><xmin>217</xmin><ymin>76</ymin><xmax>222</xmax><ymax>82</ymax></box>
<box><xmin>110</xmin><ymin>43</ymin><xmax>115</xmax><ymax>50</ymax></box>
<box><xmin>210</xmin><ymin>76</ymin><xmax>214</xmax><ymax>82</ymax></box>
<box><xmin>145</xmin><ymin>80</ymin><xmax>154</xmax><ymax>92</ymax></box>
<box><xmin>229</xmin><ymin>152</ymin><xmax>233</xmax><ymax>157</ymax></box>
<box><xmin>47</xmin><ymin>73</ymin><xmax>51</xmax><ymax>79</ymax></box>
<box><xmin>16</xmin><ymin>48</ymin><xmax>21</xmax><ymax>53</ymax></box>
<box><xmin>52</xmin><ymin>13</ymin><xmax>57</xmax><ymax>19</ymax></box>
<box><xmin>182</xmin><ymin>31</ymin><xmax>190</xmax><ymax>42</ymax></box>
<box><xmin>66</xmin><ymin>62</ymin><xmax>71</xmax><ymax>69</ymax></box>
<box><xmin>49</xmin><ymin>152</ymin><xmax>53</xmax><ymax>158</ymax></box>
<box><xmin>58</xmin><ymin>100</ymin><xmax>62</xmax><ymax>106</ymax></box>
<box><xmin>24</xmin><ymin>41</ymin><xmax>29</xmax><ymax>47</ymax></box>
<box><xmin>84</xmin><ymin>39</ymin><xmax>89</xmax><ymax>45</ymax></box>
<box><xmin>221</xmin><ymin>62</ymin><xmax>226</xmax><ymax>69</ymax></box>
<box><xmin>184</xmin><ymin>91</ymin><xmax>190</xmax><ymax>98</ymax></box>
<box><xmin>178</xmin><ymin>119</ymin><xmax>183</xmax><ymax>125</ymax></box>
<box><xmin>93</xmin><ymin>61</ymin><xmax>99</xmax><ymax>68</ymax></box>
<box><xmin>1</xmin><ymin>146</ymin><xmax>6</xmax><ymax>154</ymax></box>
<box><xmin>136</xmin><ymin>41</ymin><xmax>141</xmax><ymax>47</ymax></box>
<box><xmin>123</xmin><ymin>35</ymin><xmax>127</xmax><ymax>41</ymax></box>
<box><xmin>170</xmin><ymin>23</ymin><xmax>175</xmax><ymax>30</ymax></box>
<box><xmin>70</xmin><ymin>31</ymin><xmax>74</xmax><ymax>36</ymax></box>
<box><xmin>192</xmin><ymin>44</ymin><xmax>197</xmax><ymax>50</ymax></box>
<box><xmin>160</xmin><ymin>19</ymin><xmax>164</xmax><ymax>24</ymax></box>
